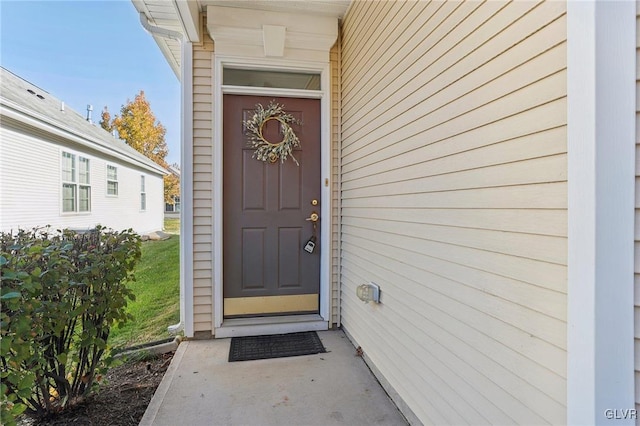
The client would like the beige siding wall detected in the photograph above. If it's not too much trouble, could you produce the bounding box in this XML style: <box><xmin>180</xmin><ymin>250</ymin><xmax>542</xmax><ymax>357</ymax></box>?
<box><xmin>340</xmin><ymin>1</ymin><xmax>567</xmax><ymax>424</ymax></box>
<box><xmin>192</xmin><ymin>29</ymin><xmax>214</xmax><ymax>334</ymax></box>
<box><xmin>635</xmin><ymin>3</ymin><xmax>640</xmax><ymax>414</ymax></box>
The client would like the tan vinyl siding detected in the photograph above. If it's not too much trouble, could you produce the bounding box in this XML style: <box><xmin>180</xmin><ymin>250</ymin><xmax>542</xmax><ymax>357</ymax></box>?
<box><xmin>192</xmin><ymin>28</ymin><xmax>214</xmax><ymax>334</ymax></box>
<box><xmin>635</xmin><ymin>3</ymin><xmax>640</xmax><ymax>414</ymax></box>
<box><xmin>330</xmin><ymin>37</ymin><xmax>341</xmax><ymax>327</ymax></box>
<box><xmin>340</xmin><ymin>1</ymin><xmax>567</xmax><ymax>424</ymax></box>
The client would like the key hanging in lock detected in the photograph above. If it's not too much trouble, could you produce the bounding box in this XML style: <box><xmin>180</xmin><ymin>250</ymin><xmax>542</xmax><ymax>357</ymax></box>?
<box><xmin>304</xmin><ymin>221</ymin><xmax>318</xmax><ymax>254</ymax></box>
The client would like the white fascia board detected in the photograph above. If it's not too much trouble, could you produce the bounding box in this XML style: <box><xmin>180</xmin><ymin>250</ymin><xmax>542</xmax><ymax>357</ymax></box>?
<box><xmin>173</xmin><ymin>0</ymin><xmax>200</xmax><ymax>43</ymax></box>
<box><xmin>0</xmin><ymin>102</ymin><xmax>167</xmax><ymax>176</ymax></box>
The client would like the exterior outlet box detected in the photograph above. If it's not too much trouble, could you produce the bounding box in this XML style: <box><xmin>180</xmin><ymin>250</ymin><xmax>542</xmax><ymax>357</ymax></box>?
<box><xmin>357</xmin><ymin>282</ymin><xmax>381</xmax><ymax>304</ymax></box>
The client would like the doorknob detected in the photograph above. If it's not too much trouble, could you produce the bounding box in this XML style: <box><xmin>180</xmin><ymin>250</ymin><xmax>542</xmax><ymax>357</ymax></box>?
<box><xmin>305</xmin><ymin>212</ymin><xmax>319</xmax><ymax>222</ymax></box>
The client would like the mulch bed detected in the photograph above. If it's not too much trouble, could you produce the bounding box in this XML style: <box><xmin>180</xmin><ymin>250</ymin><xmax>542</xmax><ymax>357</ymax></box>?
<box><xmin>20</xmin><ymin>352</ymin><xmax>173</xmax><ymax>426</ymax></box>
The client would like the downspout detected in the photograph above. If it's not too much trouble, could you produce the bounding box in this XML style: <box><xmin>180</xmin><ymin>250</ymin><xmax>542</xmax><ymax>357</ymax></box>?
<box><xmin>138</xmin><ymin>10</ymin><xmax>185</xmax><ymax>335</ymax></box>
<box><xmin>139</xmin><ymin>12</ymin><xmax>183</xmax><ymax>41</ymax></box>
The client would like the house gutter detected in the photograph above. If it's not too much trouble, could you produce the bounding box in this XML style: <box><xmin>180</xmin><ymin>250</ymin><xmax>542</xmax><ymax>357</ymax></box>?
<box><xmin>137</xmin><ymin>10</ymin><xmax>193</xmax><ymax>337</ymax></box>
<box><xmin>139</xmin><ymin>12</ymin><xmax>183</xmax><ymax>41</ymax></box>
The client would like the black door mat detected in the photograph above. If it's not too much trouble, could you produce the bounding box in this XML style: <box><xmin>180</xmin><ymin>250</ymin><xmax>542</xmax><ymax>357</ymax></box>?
<box><xmin>229</xmin><ymin>331</ymin><xmax>326</xmax><ymax>362</ymax></box>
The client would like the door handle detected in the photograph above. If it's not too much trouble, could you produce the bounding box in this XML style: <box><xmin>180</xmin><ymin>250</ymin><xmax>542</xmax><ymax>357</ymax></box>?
<box><xmin>305</xmin><ymin>212</ymin><xmax>319</xmax><ymax>222</ymax></box>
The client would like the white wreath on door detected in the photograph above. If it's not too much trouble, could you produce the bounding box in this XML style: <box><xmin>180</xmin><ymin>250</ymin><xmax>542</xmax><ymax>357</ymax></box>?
<box><xmin>244</xmin><ymin>101</ymin><xmax>301</xmax><ymax>166</ymax></box>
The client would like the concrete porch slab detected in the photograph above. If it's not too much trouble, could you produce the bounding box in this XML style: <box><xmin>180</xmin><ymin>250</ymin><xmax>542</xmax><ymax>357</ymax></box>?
<box><xmin>140</xmin><ymin>330</ymin><xmax>407</xmax><ymax>426</ymax></box>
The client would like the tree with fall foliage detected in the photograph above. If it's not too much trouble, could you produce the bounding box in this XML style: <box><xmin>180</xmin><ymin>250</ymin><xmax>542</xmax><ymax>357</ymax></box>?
<box><xmin>100</xmin><ymin>91</ymin><xmax>179</xmax><ymax>204</ymax></box>
<box><xmin>164</xmin><ymin>164</ymin><xmax>180</xmax><ymax>206</ymax></box>
<box><xmin>99</xmin><ymin>107</ymin><xmax>113</xmax><ymax>133</ymax></box>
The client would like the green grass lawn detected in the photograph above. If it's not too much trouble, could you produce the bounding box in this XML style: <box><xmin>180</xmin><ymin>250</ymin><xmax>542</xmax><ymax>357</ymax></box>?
<box><xmin>109</xmin><ymin>234</ymin><xmax>180</xmax><ymax>349</ymax></box>
<box><xmin>164</xmin><ymin>217</ymin><xmax>180</xmax><ymax>234</ymax></box>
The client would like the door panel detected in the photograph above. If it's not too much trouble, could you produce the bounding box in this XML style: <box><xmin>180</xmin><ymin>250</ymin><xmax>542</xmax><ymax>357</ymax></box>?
<box><xmin>278</xmin><ymin>227</ymin><xmax>302</xmax><ymax>287</ymax></box>
<box><xmin>242</xmin><ymin>151</ymin><xmax>265</xmax><ymax>210</ymax></box>
<box><xmin>241</xmin><ymin>228</ymin><xmax>265</xmax><ymax>289</ymax></box>
<box><xmin>223</xmin><ymin>95</ymin><xmax>321</xmax><ymax>317</ymax></box>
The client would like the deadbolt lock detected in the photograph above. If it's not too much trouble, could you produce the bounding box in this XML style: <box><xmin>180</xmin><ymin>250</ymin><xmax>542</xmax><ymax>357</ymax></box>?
<box><xmin>311</xmin><ymin>199</ymin><xmax>318</xmax><ymax>206</ymax></box>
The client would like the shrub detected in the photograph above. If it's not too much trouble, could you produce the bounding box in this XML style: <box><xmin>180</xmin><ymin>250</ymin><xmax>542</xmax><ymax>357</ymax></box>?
<box><xmin>0</xmin><ymin>226</ymin><xmax>141</xmax><ymax>425</ymax></box>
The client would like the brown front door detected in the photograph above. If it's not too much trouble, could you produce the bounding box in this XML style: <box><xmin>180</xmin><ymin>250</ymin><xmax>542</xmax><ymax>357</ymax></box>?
<box><xmin>223</xmin><ymin>95</ymin><xmax>321</xmax><ymax>317</ymax></box>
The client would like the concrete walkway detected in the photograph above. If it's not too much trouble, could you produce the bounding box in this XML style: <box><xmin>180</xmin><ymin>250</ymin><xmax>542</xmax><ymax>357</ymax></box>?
<box><xmin>140</xmin><ymin>330</ymin><xmax>407</xmax><ymax>426</ymax></box>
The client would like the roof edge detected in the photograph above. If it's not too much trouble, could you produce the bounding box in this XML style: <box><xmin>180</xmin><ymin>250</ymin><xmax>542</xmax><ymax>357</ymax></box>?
<box><xmin>1</xmin><ymin>100</ymin><xmax>167</xmax><ymax>176</ymax></box>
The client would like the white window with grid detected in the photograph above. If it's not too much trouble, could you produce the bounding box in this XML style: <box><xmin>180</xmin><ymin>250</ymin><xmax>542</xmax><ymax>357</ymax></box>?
<box><xmin>61</xmin><ymin>152</ymin><xmax>76</xmax><ymax>212</ymax></box>
<box><xmin>78</xmin><ymin>157</ymin><xmax>90</xmax><ymax>212</ymax></box>
<box><xmin>61</xmin><ymin>152</ymin><xmax>91</xmax><ymax>213</ymax></box>
<box><xmin>107</xmin><ymin>165</ymin><xmax>118</xmax><ymax>196</ymax></box>
<box><xmin>140</xmin><ymin>175</ymin><xmax>146</xmax><ymax>211</ymax></box>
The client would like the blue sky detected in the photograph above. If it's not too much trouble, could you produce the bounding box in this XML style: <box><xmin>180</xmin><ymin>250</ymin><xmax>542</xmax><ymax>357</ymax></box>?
<box><xmin>0</xmin><ymin>0</ymin><xmax>181</xmax><ymax>165</ymax></box>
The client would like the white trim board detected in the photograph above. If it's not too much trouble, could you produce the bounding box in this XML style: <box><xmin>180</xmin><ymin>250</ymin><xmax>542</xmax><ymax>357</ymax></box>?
<box><xmin>215</xmin><ymin>315</ymin><xmax>328</xmax><ymax>338</ymax></box>
<box><xmin>566</xmin><ymin>2</ymin><xmax>636</xmax><ymax>424</ymax></box>
<box><xmin>180</xmin><ymin>40</ymin><xmax>195</xmax><ymax>338</ymax></box>
<box><xmin>212</xmin><ymin>56</ymin><xmax>333</xmax><ymax>334</ymax></box>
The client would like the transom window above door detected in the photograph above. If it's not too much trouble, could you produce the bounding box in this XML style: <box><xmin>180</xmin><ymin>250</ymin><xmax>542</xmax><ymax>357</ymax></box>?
<box><xmin>223</xmin><ymin>68</ymin><xmax>321</xmax><ymax>90</ymax></box>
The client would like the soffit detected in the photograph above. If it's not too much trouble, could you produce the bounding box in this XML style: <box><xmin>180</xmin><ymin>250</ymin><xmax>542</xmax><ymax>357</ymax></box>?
<box><xmin>132</xmin><ymin>0</ymin><xmax>183</xmax><ymax>79</ymax></box>
<box><xmin>132</xmin><ymin>0</ymin><xmax>350</xmax><ymax>80</ymax></box>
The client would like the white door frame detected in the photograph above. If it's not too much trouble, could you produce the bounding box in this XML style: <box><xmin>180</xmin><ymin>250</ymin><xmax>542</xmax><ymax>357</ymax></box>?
<box><xmin>212</xmin><ymin>55</ymin><xmax>332</xmax><ymax>333</ymax></box>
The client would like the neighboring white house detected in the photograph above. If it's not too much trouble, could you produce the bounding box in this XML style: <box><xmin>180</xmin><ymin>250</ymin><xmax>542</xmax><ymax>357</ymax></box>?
<box><xmin>164</xmin><ymin>164</ymin><xmax>180</xmax><ymax>217</ymax></box>
<box><xmin>0</xmin><ymin>67</ymin><xmax>166</xmax><ymax>235</ymax></box>
<box><xmin>133</xmin><ymin>1</ymin><xmax>636</xmax><ymax>424</ymax></box>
